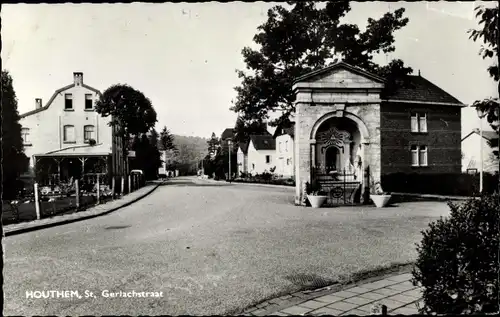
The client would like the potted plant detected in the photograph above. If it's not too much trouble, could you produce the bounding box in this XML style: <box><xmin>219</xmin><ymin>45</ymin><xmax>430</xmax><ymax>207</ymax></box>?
<box><xmin>370</xmin><ymin>179</ymin><xmax>392</xmax><ymax>208</ymax></box>
<box><xmin>306</xmin><ymin>180</ymin><xmax>328</xmax><ymax>208</ymax></box>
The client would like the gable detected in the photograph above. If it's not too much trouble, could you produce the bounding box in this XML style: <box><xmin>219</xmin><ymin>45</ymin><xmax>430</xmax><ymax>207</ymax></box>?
<box><xmin>294</xmin><ymin>62</ymin><xmax>385</xmax><ymax>85</ymax></box>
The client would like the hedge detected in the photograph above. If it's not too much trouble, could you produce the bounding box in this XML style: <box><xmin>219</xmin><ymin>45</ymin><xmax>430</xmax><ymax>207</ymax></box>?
<box><xmin>382</xmin><ymin>172</ymin><xmax>499</xmax><ymax>196</ymax></box>
<box><xmin>232</xmin><ymin>178</ymin><xmax>295</xmax><ymax>187</ymax></box>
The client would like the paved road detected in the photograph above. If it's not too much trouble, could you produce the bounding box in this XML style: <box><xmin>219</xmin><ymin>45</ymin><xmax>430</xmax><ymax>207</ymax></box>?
<box><xmin>3</xmin><ymin>177</ymin><xmax>451</xmax><ymax>315</ymax></box>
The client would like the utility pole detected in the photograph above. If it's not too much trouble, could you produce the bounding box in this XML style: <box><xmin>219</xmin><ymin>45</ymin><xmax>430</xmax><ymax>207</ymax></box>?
<box><xmin>228</xmin><ymin>140</ymin><xmax>232</xmax><ymax>183</ymax></box>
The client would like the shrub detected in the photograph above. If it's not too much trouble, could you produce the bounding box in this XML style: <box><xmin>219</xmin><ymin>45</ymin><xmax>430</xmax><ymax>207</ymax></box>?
<box><xmin>412</xmin><ymin>194</ymin><xmax>500</xmax><ymax>314</ymax></box>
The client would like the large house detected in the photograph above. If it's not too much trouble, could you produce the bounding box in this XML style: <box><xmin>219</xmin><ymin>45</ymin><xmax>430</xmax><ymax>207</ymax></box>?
<box><xmin>287</xmin><ymin>61</ymin><xmax>464</xmax><ymax>205</ymax></box>
<box><xmin>462</xmin><ymin>128</ymin><xmax>499</xmax><ymax>173</ymax></box>
<box><xmin>19</xmin><ymin>72</ymin><xmax>128</xmax><ymax>185</ymax></box>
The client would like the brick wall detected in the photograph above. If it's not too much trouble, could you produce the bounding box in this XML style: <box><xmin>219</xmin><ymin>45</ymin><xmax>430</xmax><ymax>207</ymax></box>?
<box><xmin>380</xmin><ymin>102</ymin><xmax>462</xmax><ymax>175</ymax></box>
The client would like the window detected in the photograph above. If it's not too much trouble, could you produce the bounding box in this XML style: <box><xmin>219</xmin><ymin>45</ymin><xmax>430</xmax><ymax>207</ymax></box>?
<box><xmin>279</xmin><ymin>142</ymin><xmax>282</xmax><ymax>153</ymax></box>
<box><xmin>411</xmin><ymin>145</ymin><xmax>428</xmax><ymax>167</ymax></box>
<box><xmin>65</xmin><ymin>94</ymin><xmax>73</xmax><ymax>110</ymax></box>
<box><xmin>266</xmin><ymin>155</ymin><xmax>271</xmax><ymax>164</ymax></box>
<box><xmin>285</xmin><ymin>140</ymin><xmax>289</xmax><ymax>152</ymax></box>
<box><xmin>252</xmin><ymin>163</ymin><xmax>255</xmax><ymax>170</ymax></box>
<box><xmin>287</xmin><ymin>158</ymin><xmax>291</xmax><ymax>165</ymax></box>
<box><xmin>85</xmin><ymin>94</ymin><xmax>93</xmax><ymax>110</ymax></box>
<box><xmin>84</xmin><ymin>125</ymin><xmax>95</xmax><ymax>142</ymax></box>
<box><xmin>411</xmin><ymin>112</ymin><xmax>427</xmax><ymax>132</ymax></box>
<box><xmin>63</xmin><ymin>125</ymin><xmax>75</xmax><ymax>143</ymax></box>
<box><xmin>21</xmin><ymin>128</ymin><xmax>30</xmax><ymax>145</ymax></box>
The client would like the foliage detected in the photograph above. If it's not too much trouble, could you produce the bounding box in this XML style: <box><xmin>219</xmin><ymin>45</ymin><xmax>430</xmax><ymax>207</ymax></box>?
<box><xmin>95</xmin><ymin>84</ymin><xmax>157</xmax><ymax>155</ymax></box>
<box><xmin>469</xmin><ymin>4</ymin><xmax>499</xmax><ymax>137</ymax></box>
<box><xmin>1</xmin><ymin>70</ymin><xmax>29</xmax><ymax>200</ymax></box>
<box><xmin>130</xmin><ymin>130</ymin><xmax>162</xmax><ymax>180</ymax></box>
<box><xmin>412</xmin><ymin>194</ymin><xmax>500</xmax><ymax>314</ymax></box>
<box><xmin>159</xmin><ymin>126</ymin><xmax>176</xmax><ymax>151</ymax></box>
<box><xmin>382</xmin><ymin>172</ymin><xmax>499</xmax><ymax>196</ymax></box>
<box><xmin>233</xmin><ymin>177</ymin><xmax>295</xmax><ymax>187</ymax></box>
<box><xmin>305</xmin><ymin>180</ymin><xmax>326</xmax><ymax>196</ymax></box>
<box><xmin>233</xmin><ymin>116</ymin><xmax>269</xmax><ymax>143</ymax></box>
<box><xmin>231</xmin><ymin>1</ymin><xmax>413</xmax><ymax>131</ymax></box>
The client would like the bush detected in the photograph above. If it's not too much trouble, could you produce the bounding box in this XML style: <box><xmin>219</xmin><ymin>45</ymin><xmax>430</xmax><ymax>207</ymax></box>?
<box><xmin>412</xmin><ymin>194</ymin><xmax>500</xmax><ymax>314</ymax></box>
<box><xmin>382</xmin><ymin>172</ymin><xmax>499</xmax><ymax>196</ymax></box>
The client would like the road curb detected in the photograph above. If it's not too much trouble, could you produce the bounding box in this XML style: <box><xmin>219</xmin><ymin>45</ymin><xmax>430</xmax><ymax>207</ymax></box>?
<box><xmin>3</xmin><ymin>181</ymin><xmax>165</xmax><ymax>237</ymax></box>
<box><xmin>195</xmin><ymin>177</ymin><xmax>294</xmax><ymax>190</ymax></box>
<box><xmin>234</xmin><ymin>262</ymin><xmax>415</xmax><ymax>316</ymax></box>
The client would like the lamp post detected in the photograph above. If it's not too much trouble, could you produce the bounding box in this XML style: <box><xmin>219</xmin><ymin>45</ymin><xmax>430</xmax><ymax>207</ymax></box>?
<box><xmin>228</xmin><ymin>140</ymin><xmax>232</xmax><ymax>183</ymax></box>
<box><xmin>475</xmin><ymin>106</ymin><xmax>487</xmax><ymax>194</ymax></box>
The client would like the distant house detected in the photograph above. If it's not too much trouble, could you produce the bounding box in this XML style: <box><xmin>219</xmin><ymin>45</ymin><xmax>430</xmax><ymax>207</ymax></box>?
<box><xmin>461</xmin><ymin>129</ymin><xmax>499</xmax><ymax>173</ymax></box>
<box><xmin>246</xmin><ymin>134</ymin><xmax>276</xmax><ymax>175</ymax></box>
<box><xmin>273</xmin><ymin>122</ymin><xmax>295</xmax><ymax>178</ymax></box>
<box><xmin>236</xmin><ymin>141</ymin><xmax>249</xmax><ymax>176</ymax></box>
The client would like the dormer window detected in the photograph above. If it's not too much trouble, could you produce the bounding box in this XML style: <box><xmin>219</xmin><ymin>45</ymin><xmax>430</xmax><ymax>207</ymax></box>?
<box><xmin>65</xmin><ymin>94</ymin><xmax>73</xmax><ymax>110</ymax></box>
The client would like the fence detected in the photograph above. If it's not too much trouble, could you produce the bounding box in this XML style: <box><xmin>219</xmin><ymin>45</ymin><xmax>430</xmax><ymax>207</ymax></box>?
<box><xmin>311</xmin><ymin>166</ymin><xmax>362</xmax><ymax>206</ymax></box>
<box><xmin>2</xmin><ymin>173</ymin><xmax>145</xmax><ymax>226</ymax></box>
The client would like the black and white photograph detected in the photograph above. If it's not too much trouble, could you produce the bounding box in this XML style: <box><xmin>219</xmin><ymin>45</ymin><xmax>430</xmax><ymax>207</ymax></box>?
<box><xmin>1</xmin><ymin>1</ymin><xmax>499</xmax><ymax>315</ymax></box>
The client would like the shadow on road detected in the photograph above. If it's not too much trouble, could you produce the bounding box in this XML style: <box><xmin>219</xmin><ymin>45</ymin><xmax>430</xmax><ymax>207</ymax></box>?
<box><xmin>162</xmin><ymin>180</ymin><xmax>231</xmax><ymax>187</ymax></box>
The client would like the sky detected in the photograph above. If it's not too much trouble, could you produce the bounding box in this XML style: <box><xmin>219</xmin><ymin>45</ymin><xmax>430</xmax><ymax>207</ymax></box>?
<box><xmin>2</xmin><ymin>1</ymin><xmax>498</xmax><ymax>139</ymax></box>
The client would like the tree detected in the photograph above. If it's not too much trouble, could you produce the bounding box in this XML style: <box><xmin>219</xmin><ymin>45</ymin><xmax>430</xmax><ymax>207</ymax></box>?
<box><xmin>95</xmin><ymin>84</ymin><xmax>157</xmax><ymax>156</ymax></box>
<box><xmin>231</xmin><ymin>1</ymin><xmax>413</xmax><ymax>130</ymax></box>
<box><xmin>159</xmin><ymin>126</ymin><xmax>176</xmax><ymax>151</ymax></box>
<box><xmin>147</xmin><ymin>128</ymin><xmax>162</xmax><ymax>179</ymax></box>
<box><xmin>207</xmin><ymin>132</ymin><xmax>220</xmax><ymax>158</ymax></box>
<box><xmin>233</xmin><ymin>116</ymin><xmax>269</xmax><ymax>143</ymax></box>
<box><xmin>1</xmin><ymin>70</ymin><xmax>29</xmax><ymax>200</ymax></box>
<box><xmin>469</xmin><ymin>4</ymin><xmax>499</xmax><ymax>139</ymax></box>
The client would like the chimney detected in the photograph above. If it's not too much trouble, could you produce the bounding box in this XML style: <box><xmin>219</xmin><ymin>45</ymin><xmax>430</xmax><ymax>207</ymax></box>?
<box><xmin>73</xmin><ymin>72</ymin><xmax>83</xmax><ymax>86</ymax></box>
<box><xmin>35</xmin><ymin>98</ymin><xmax>42</xmax><ymax>109</ymax></box>
<box><xmin>418</xmin><ymin>69</ymin><xmax>421</xmax><ymax>77</ymax></box>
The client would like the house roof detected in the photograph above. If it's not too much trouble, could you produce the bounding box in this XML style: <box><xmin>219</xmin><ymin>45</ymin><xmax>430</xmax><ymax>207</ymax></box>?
<box><xmin>238</xmin><ymin>141</ymin><xmax>249</xmax><ymax>154</ymax></box>
<box><xmin>385</xmin><ymin>75</ymin><xmax>463</xmax><ymax>105</ymax></box>
<box><xmin>273</xmin><ymin>122</ymin><xmax>295</xmax><ymax>139</ymax></box>
<box><xmin>293</xmin><ymin>61</ymin><xmax>386</xmax><ymax>84</ymax></box>
<box><xmin>20</xmin><ymin>82</ymin><xmax>101</xmax><ymax>118</ymax></box>
<box><xmin>221</xmin><ymin>128</ymin><xmax>234</xmax><ymax>140</ymax></box>
<box><xmin>249</xmin><ymin>134</ymin><xmax>276</xmax><ymax>151</ymax></box>
<box><xmin>462</xmin><ymin>129</ymin><xmax>499</xmax><ymax>142</ymax></box>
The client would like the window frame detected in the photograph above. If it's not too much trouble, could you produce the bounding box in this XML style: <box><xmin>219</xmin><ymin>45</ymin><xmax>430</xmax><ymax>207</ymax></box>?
<box><xmin>265</xmin><ymin>155</ymin><xmax>271</xmax><ymax>164</ymax></box>
<box><xmin>411</xmin><ymin>144</ymin><xmax>428</xmax><ymax>167</ymax></box>
<box><xmin>21</xmin><ymin>128</ymin><xmax>31</xmax><ymax>145</ymax></box>
<box><xmin>84</xmin><ymin>94</ymin><xmax>93</xmax><ymax>110</ymax></box>
<box><xmin>64</xmin><ymin>93</ymin><xmax>73</xmax><ymax>111</ymax></box>
<box><xmin>63</xmin><ymin>125</ymin><xmax>76</xmax><ymax>143</ymax></box>
<box><xmin>410</xmin><ymin>112</ymin><xmax>428</xmax><ymax>133</ymax></box>
<box><xmin>83</xmin><ymin>125</ymin><xmax>95</xmax><ymax>142</ymax></box>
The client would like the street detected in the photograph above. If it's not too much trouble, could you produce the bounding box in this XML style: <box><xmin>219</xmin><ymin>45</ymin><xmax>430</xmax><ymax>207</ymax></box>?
<box><xmin>3</xmin><ymin>177</ymin><xmax>451</xmax><ymax>315</ymax></box>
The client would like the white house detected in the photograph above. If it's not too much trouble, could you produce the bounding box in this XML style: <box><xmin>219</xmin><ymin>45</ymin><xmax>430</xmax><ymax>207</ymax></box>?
<box><xmin>462</xmin><ymin>128</ymin><xmax>499</xmax><ymax>173</ymax></box>
<box><xmin>273</xmin><ymin>122</ymin><xmax>295</xmax><ymax>178</ymax></box>
<box><xmin>246</xmin><ymin>134</ymin><xmax>276</xmax><ymax>175</ymax></box>
<box><xmin>19</xmin><ymin>72</ymin><xmax>127</xmax><ymax>184</ymax></box>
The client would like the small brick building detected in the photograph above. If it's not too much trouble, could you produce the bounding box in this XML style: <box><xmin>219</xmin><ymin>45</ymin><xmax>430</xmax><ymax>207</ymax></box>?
<box><xmin>293</xmin><ymin>62</ymin><xmax>464</xmax><ymax>205</ymax></box>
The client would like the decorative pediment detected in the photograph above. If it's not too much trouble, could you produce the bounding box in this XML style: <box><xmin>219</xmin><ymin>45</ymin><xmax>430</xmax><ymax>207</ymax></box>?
<box><xmin>316</xmin><ymin>127</ymin><xmax>352</xmax><ymax>148</ymax></box>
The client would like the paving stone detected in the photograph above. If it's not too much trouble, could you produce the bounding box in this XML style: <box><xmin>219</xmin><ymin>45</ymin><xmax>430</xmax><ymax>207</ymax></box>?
<box><xmin>342</xmin><ymin>308</ymin><xmax>371</xmax><ymax>316</ymax></box>
<box><xmin>357</xmin><ymin>303</ymin><xmax>377</xmax><ymax>313</ymax></box>
<box><xmin>281</xmin><ymin>306</ymin><xmax>312</xmax><ymax>315</ymax></box>
<box><xmin>401</xmin><ymin>288</ymin><xmax>423</xmax><ymax>299</ymax></box>
<box><xmin>298</xmin><ymin>300</ymin><xmax>328</xmax><ymax>310</ymax></box>
<box><xmin>387</xmin><ymin>282</ymin><xmax>417</xmax><ymax>292</ymax></box>
<box><xmin>358</xmin><ymin>292</ymin><xmax>386</xmax><ymax>301</ymax></box>
<box><xmin>386</xmin><ymin>273</ymin><xmax>413</xmax><ymax>283</ymax></box>
<box><xmin>251</xmin><ymin>309</ymin><xmax>267</xmax><ymax>316</ymax></box>
<box><xmin>365</xmin><ymin>279</ymin><xmax>400</xmax><ymax>289</ymax></box>
<box><xmin>330</xmin><ymin>290</ymin><xmax>359</xmax><ymax>299</ymax></box>
<box><xmin>343</xmin><ymin>296</ymin><xmax>374</xmax><ymax>306</ymax></box>
<box><xmin>387</xmin><ymin>294</ymin><xmax>419</xmax><ymax>305</ymax></box>
<box><xmin>326</xmin><ymin>300</ymin><xmax>359</xmax><ymax>312</ymax></box>
<box><xmin>314</xmin><ymin>294</ymin><xmax>344</xmax><ymax>303</ymax></box>
<box><xmin>391</xmin><ymin>306</ymin><xmax>419</xmax><ymax>315</ymax></box>
<box><xmin>344</xmin><ymin>286</ymin><xmax>372</xmax><ymax>294</ymax></box>
<box><xmin>309</xmin><ymin>307</ymin><xmax>344</xmax><ymax>316</ymax></box>
<box><xmin>371</xmin><ymin>287</ymin><xmax>402</xmax><ymax>296</ymax></box>
<box><xmin>269</xmin><ymin>312</ymin><xmax>289</xmax><ymax>316</ymax></box>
